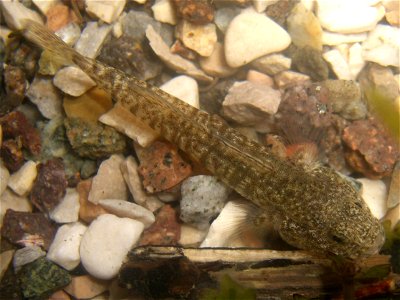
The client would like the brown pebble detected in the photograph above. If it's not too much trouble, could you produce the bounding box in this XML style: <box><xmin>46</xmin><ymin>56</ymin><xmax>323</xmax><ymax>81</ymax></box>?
<box><xmin>139</xmin><ymin>205</ymin><xmax>180</xmax><ymax>246</ymax></box>
<box><xmin>0</xmin><ymin>139</ymin><xmax>24</xmax><ymax>172</ymax></box>
<box><xmin>0</xmin><ymin>111</ymin><xmax>41</xmax><ymax>156</ymax></box>
<box><xmin>138</xmin><ymin>141</ymin><xmax>192</xmax><ymax>193</ymax></box>
<box><xmin>63</xmin><ymin>275</ymin><xmax>109</xmax><ymax>299</ymax></box>
<box><xmin>172</xmin><ymin>0</ymin><xmax>214</xmax><ymax>25</ymax></box>
<box><xmin>1</xmin><ymin>210</ymin><xmax>57</xmax><ymax>250</ymax></box>
<box><xmin>46</xmin><ymin>4</ymin><xmax>78</xmax><ymax>32</ymax></box>
<box><xmin>342</xmin><ymin>118</ymin><xmax>400</xmax><ymax>179</ymax></box>
<box><xmin>77</xmin><ymin>179</ymin><xmax>108</xmax><ymax>224</ymax></box>
<box><xmin>48</xmin><ymin>289</ymin><xmax>71</xmax><ymax>300</ymax></box>
<box><xmin>30</xmin><ymin>159</ymin><xmax>67</xmax><ymax>213</ymax></box>
<box><xmin>170</xmin><ymin>40</ymin><xmax>197</xmax><ymax>60</ymax></box>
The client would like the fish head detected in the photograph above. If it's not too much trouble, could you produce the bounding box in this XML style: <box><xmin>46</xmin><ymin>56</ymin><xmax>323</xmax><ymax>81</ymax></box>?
<box><xmin>277</xmin><ymin>168</ymin><xmax>385</xmax><ymax>259</ymax></box>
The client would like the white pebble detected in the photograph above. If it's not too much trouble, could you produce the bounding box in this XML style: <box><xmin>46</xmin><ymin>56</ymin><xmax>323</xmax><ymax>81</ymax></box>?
<box><xmin>120</xmin><ymin>156</ymin><xmax>163</xmax><ymax>212</ymax></box>
<box><xmin>151</xmin><ymin>0</ymin><xmax>177</xmax><ymax>25</ymax></box>
<box><xmin>75</xmin><ymin>22</ymin><xmax>112</xmax><ymax>59</ymax></box>
<box><xmin>348</xmin><ymin>43</ymin><xmax>366</xmax><ymax>79</ymax></box>
<box><xmin>0</xmin><ymin>161</ymin><xmax>10</xmax><ymax>196</ymax></box>
<box><xmin>80</xmin><ymin>214</ymin><xmax>144</xmax><ymax>280</ymax></box>
<box><xmin>85</xmin><ymin>0</ymin><xmax>126</xmax><ymax>24</ymax></box>
<box><xmin>274</xmin><ymin>70</ymin><xmax>310</xmax><ymax>89</ymax></box>
<box><xmin>1</xmin><ymin>189</ymin><xmax>32</xmax><ymax>228</ymax></box>
<box><xmin>55</xmin><ymin>22</ymin><xmax>81</xmax><ymax>46</ymax></box>
<box><xmin>322</xmin><ymin>31</ymin><xmax>368</xmax><ymax>46</ymax></box>
<box><xmin>99</xmin><ymin>199</ymin><xmax>155</xmax><ymax>228</ymax></box>
<box><xmin>26</xmin><ymin>76</ymin><xmax>63</xmax><ymax>119</ymax></box>
<box><xmin>222</xmin><ymin>81</ymin><xmax>281</xmax><ymax>125</ymax></box>
<box><xmin>47</xmin><ymin>222</ymin><xmax>87</xmax><ymax>270</ymax></box>
<box><xmin>8</xmin><ymin>161</ymin><xmax>37</xmax><ymax>196</ymax></box>
<box><xmin>251</xmin><ymin>53</ymin><xmax>291</xmax><ymax>76</ymax></box>
<box><xmin>160</xmin><ymin>75</ymin><xmax>199</xmax><ymax>109</ymax></box>
<box><xmin>224</xmin><ymin>11</ymin><xmax>291</xmax><ymax>67</ymax></box>
<box><xmin>201</xmin><ymin>201</ymin><xmax>249</xmax><ymax>248</ymax></box>
<box><xmin>323</xmin><ymin>49</ymin><xmax>352</xmax><ymax>80</ymax></box>
<box><xmin>317</xmin><ymin>0</ymin><xmax>384</xmax><ymax>34</ymax></box>
<box><xmin>0</xmin><ymin>1</ymin><xmax>43</xmax><ymax>30</ymax></box>
<box><xmin>357</xmin><ymin>178</ymin><xmax>388</xmax><ymax>220</ymax></box>
<box><xmin>89</xmin><ymin>154</ymin><xmax>128</xmax><ymax>204</ymax></box>
<box><xmin>13</xmin><ymin>246</ymin><xmax>46</xmax><ymax>273</ymax></box>
<box><xmin>175</xmin><ymin>20</ymin><xmax>217</xmax><ymax>57</ymax></box>
<box><xmin>50</xmin><ymin>188</ymin><xmax>80</xmax><ymax>223</ymax></box>
<box><xmin>99</xmin><ymin>103</ymin><xmax>158</xmax><ymax>147</ymax></box>
<box><xmin>53</xmin><ymin>66</ymin><xmax>96</xmax><ymax>97</ymax></box>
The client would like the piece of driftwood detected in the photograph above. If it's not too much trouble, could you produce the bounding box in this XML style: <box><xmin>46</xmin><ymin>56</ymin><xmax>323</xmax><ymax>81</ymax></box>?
<box><xmin>119</xmin><ymin>246</ymin><xmax>398</xmax><ymax>299</ymax></box>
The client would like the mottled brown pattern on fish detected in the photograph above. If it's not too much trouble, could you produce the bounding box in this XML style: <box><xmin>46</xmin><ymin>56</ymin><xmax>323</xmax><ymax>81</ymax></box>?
<box><xmin>23</xmin><ymin>20</ymin><xmax>384</xmax><ymax>259</ymax></box>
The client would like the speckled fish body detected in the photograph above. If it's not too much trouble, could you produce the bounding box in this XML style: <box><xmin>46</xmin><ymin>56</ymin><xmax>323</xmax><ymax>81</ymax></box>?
<box><xmin>23</xmin><ymin>21</ymin><xmax>384</xmax><ymax>259</ymax></box>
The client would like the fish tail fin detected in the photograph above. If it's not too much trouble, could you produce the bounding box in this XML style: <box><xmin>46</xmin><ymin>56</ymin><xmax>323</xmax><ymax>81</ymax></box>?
<box><xmin>22</xmin><ymin>19</ymin><xmax>88</xmax><ymax>68</ymax></box>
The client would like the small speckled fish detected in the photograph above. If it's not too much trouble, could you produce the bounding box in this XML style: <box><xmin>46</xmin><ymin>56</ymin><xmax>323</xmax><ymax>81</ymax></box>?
<box><xmin>22</xmin><ymin>20</ymin><xmax>384</xmax><ymax>259</ymax></box>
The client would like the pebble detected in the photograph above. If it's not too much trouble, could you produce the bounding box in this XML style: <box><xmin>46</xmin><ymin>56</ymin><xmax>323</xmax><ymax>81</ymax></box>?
<box><xmin>49</xmin><ymin>188</ymin><xmax>80</xmax><ymax>223</ymax></box>
<box><xmin>357</xmin><ymin>178</ymin><xmax>388</xmax><ymax>219</ymax></box>
<box><xmin>180</xmin><ymin>175</ymin><xmax>231</xmax><ymax>229</ymax></box>
<box><xmin>246</xmin><ymin>70</ymin><xmax>274</xmax><ymax>86</ymax></box>
<box><xmin>77</xmin><ymin>179</ymin><xmax>108</xmax><ymax>224</ymax></box>
<box><xmin>0</xmin><ymin>0</ymin><xmax>43</xmax><ymax>30</ymax></box>
<box><xmin>172</xmin><ymin>0</ymin><xmax>214</xmax><ymax>25</ymax></box>
<box><xmin>348</xmin><ymin>43</ymin><xmax>366</xmax><ymax>79</ymax></box>
<box><xmin>120</xmin><ymin>156</ymin><xmax>163</xmax><ymax>212</ymax></box>
<box><xmin>323</xmin><ymin>49</ymin><xmax>352</xmax><ymax>80</ymax></box>
<box><xmin>214</xmin><ymin>6</ymin><xmax>241</xmax><ymax>33</ymax></box>
<box><xmin>253</xmin><ymin>0</ymin><xmax>279</xmax><ymax>13</ymax></box>
<box><xmin>179</xmin><ymin>224</ymin><xmax>207</xmax><ymax>246</ymax></box>
<box><xmin>85</xmin><ymin>0</ymin><xmax>126</xmax><ymax>24</ymax></box>
<box><xmin>45</xmin><ymin>3</ymin><xmax>77</xmax><ymax>32</ymax></box>
<box><xmin>64</xmin><ymin>275</ymin><xmax>109</xmax><ymax>299</ymax></box>
<box><xmin>160</xmin><ymin>75</ymin><xmax>199</xmax><ymax>108</ymax></box>
<box><xmin>26</xmin><ymin>76</ymin><xmax>63</xmax><ymax>120</ymax></box>
<box><xmin>47</xmin><ymin>222</ymin><xmax>87</xmax><ymax>271</ymax></box>
<box><xmin>55</xmin><ymin>22</ymin><xmax>81</xmax><ymax>46</ymax></box>
<box><xmin>274</xmin><ymin>70</ymin><xmax>311</xmax><ymax>89</ymax></box>
<box><xmin>0</xmin><ymin>249</ymin><xmax>15</xmax><ymax>280</ymax></box>
<box><xmin>152</xmin><ymin>0</ymin><xmax>177</xmax><ymax>25</ymax></box>
<box><xmin>53</xmin><ymin>66</ymin><xmax>96</xmax><ymax>97</ymax></box>
<box><xmin>75</xmin><ymin>22</ymin><xmax>112</xmax><ymax>59</ymax></box>
<box><xmin>63</xmin><ymin>87</ymin><xmax>112</xmax><ymax>122</ymax></box>
<box><xmin>251</xmin><ymin>53</ymin><xmax>291</xmax><ymax>76</ymax></box>
<box><xmin>222</xmin><ymin>81</ymin><xmax>281</xmax><ymax>125</ymax></box>
<box><xmin>291</xmin><ymin>46</ymin><xmax>329</xmax><ymax>81</ymax></box>
<box><xmin>320</xmin><ymin>80</ymin><xmax>367</xmax><ymax>120</ymax></box>
<box><xmin>384</xmin><ymin>0</ymin><xmax>400</xmax><ymax>26</ymax></box>
<box><xmin>80</xmin><ymin>214</ymin><xmax>144</xmax><ymax>280</ymax></box>
<box><xmin>7</xmin><ymin>160</ymin><xmax>37</xmax><ymax>196</ymax></box>
<box><xmin>388</xmin><ymin>161</ymin><xmax>400</xmax><ymax>208</ymax></box>
<box><xmin>99</xmin><ymin>103</ymin><xmax>158</xmax><ymax>147</ymax></box>
<box><xmin>139</xmin><ymin>204</ymin><xmax>180</xmax><ymax>245</ymax></box>
<box><xmin>122</xmin><ymin>10</ymin><xmax>165</xmax><ymax>42</ymax></box>
<box><xmin>146</xmin><ymin>25</ymin><xmax>213</xmax><ymax>82</ymax></box>
<box><xmin>224</xmin><ymin>11</ymin><xmax>291</xmax><ymax>67</ymax></box>
<box><xmin>88</xmin><ymin>154</ymin><xmax>128</xmax><ymax>204</ymax></box>
<box><xmin>287</xmin><ymin>2</ymin><xmax>323</xmax><ymax>50</ymax></box>
<box><xmin>175</xmin><ymin>20</ymin><xmax>217</xmax><ymax>57</ymax></box>
<box><xmin>316</xmin><ymin>0</ymin><xmax>384</xmax><ymax>34</ymax></box>
<box><xmin>99</xmin><ymin>199</ymin><xmax>155</xmax><ymax>229</ymax></box>
<box><xmin>322</xmin><ymin>31</ymin><xmax>368</xmax><ymax>46</ymax></box>
<box><xmin>48</xmin><ymin>290</ymin><xmax>71</xmax><ymax>300</ymax></box>
<box><xmin>32</xmin><ymin>0</ymin><xmax>59</xmax><ymax>15</ymax></box>
<box><xmin>0</xmin><ymin>189</ymin><xmax>32</xmax><ymax>228</ymax></box>
<box><xmin>362</xmin><ymin>24</ymin><xmax>400</xmax><ymax>67</ymax></box>
<box><xmin>200</xmin><ymin>201</ymin><xmax>248</xmax><ymax>248</ymax></box>
<box><xmin>0</xmin><ymin>161</ymin><xmax>10</xmax><ymax>196</ymax></box>
<box><xmin>199</xmin><ymin>42</ymin><xmax>237</xmax><ymax>78</ymax></box>
<box><xmin>13</xmin><ymin>245</ymin><xmax>46</xmax><ymax>273</ymax></box>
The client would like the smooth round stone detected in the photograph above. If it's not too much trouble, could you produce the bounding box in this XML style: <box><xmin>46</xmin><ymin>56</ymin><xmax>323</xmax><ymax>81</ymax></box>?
<box><xmin>160</xmin><ymin>75</ymin><xmax>199</xmax><ymax>108</ymax></box>
<box><xmin>357</xmin><ymin>178</ymin><xmax>388</xmax><ymax>220</ymax></box>
<box><xmin>47</xmin><ymin>222</ymin><xmax>87</xmax><ymax>271</ymax></box>
<box><xmin>224</xmin><ymin>12</ymin><xmax>291</xmax><ymax>68</ymax></box>
<box><xmin>317</xmin><ymin>0</ymin><xmax>384</xmax><ymax>34</ymax></box>
<box><xmin>98</xmin><ymin>199</ymin><xmax>155</xmax><ymax>228</ymax></box>
<box><xmin>80</xmin><ymin>214</ymin><xmax>144</xmax><ymax>280</ymax></box>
